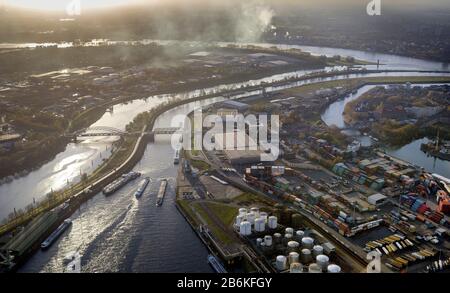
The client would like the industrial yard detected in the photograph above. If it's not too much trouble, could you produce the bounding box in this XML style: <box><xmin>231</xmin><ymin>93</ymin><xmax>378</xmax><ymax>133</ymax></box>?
<box><xmin>1</xmin><ymin>0</ymin><xmax>450</xmax><ymax>278</ymax></box>
<box><xmin>175</xmin><ymin>80</ymin><xmax>450</xmax><ymax>273</ymax></box>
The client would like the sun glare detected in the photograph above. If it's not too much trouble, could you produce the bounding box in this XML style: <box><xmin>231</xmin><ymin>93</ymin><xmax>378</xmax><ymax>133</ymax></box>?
<box><xmin>5</xmin><ymin>0</ymin><xmax>143</xmax><ymax>11</ymax></box>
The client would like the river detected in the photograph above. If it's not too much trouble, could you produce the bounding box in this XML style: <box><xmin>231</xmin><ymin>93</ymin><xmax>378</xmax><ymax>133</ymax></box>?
<box><xmin>1</xmin><ymin>42</ymin><xmax>449</xmax><ymax>272</ymax></box>
<box><xmin>321</xmin><ymin>83</ymin><xmax>450</xmax><ymax>178</ymax></box>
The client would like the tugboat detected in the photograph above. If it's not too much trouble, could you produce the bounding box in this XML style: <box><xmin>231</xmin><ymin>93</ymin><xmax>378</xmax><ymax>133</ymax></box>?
<box><xmin>156</xmin><ymin>179</ymin><xmax>168</xmax><ymax>206</ymax></box>
<box><xmin>420</xmin><ymin>132</ymin><xmax>450</xmax><ymax>161</ymax></box>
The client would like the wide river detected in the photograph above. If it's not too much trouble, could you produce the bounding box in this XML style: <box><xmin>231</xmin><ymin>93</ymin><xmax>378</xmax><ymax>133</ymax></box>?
<box><xmin>321</xmin><ymin>84</ymin><xmax>450</xmax><ymax>178</ymax></box>
<box><xmin>0</xmin><ymin>41</ymin><xmax>447</xmax><ymax>272</ymax></box>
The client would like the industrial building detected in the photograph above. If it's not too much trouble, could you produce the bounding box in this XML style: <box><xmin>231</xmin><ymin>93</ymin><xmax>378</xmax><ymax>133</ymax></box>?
<box><xmin>219</xmin><ymin>100</ymin><xmax>249</xmax><ymax>112</ymax></box>
<box><xmin>214</xmin><ymin>131</ymin><xmax>264</xmax><ymax>165</ymax></box>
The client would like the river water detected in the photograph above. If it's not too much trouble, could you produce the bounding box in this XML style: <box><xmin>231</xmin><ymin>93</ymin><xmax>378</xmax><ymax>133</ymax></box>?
<box><xmin>321</xmin><ymin>84</ymin><xmax>450</xmax><ymax>178</ymax></box>
<box><xmin>1</xmin><ymin>42</ymin><xmax>448</xmax><ymax>272</ymax></box>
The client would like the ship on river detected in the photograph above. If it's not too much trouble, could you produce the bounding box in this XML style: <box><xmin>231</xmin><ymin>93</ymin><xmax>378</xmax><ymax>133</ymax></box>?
<box><xmin>420</xmin><ymin>136</ymin><xmax>450</xmax><ymax>161</ymax></box>
<box><xmin>134</xmin><ymin>177</ymin><xmax>150</xmax><ymax>198</ymax></box>
<box><xmin>156</xmin><ymin>179</ymin><xmax>168</xmax><ymax>206</ymax></box>
<box><xmin>102</xmin><ymin>172</ymin><xmax>141</xmax><ymax>196</ymax></box>
<box><xmin>41</xmin><ymin>219</ymin><xmax>72</xmax><ymax>250</ymax></box>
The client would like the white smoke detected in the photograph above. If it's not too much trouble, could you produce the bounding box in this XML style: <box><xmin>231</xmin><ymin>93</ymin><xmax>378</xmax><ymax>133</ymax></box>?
<box><xmin>234</xmin><ymin>1</ymin><xmax>275</xmax><ymax>43</ymax></box>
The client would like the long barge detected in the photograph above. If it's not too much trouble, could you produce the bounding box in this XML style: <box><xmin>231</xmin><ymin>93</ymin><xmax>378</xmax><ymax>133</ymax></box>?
<box><xmin>41</xmin><ymin>219</ymin><xmax>72</xmax><ymax>250</ymax></box>
<box><xmin>207</xmin><ymin>254</ymin><xmax>227</xmax><ymax>273</ymax></box>
<box><xmin>134</xmin><ymin>177</ymin><xmax>150</xmax><ymax>198</ymax></box>
<box><xmin>156</xmin><ymin>179</ymin><xmax>168</xmax><ymax>206</ymax></box>
<box><xmin>102</xmin><ymin>171</ymin><xmax>141</xmax><ymax>196</ymax></box>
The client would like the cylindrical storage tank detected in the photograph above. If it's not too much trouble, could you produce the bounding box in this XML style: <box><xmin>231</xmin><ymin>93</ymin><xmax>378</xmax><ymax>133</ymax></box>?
<box><xmin>246</xmin><ymin>212</ymin><xmax>256</xmax><ymax>225</ymax></box>
<box><xmin>235</xmin><ymin>215</ymin><xmax>244</xmax><ymax>226</ymax></box>
<box><xmin>291</xmin><ymin>213</ymin><xmax>302</xmax><ymax>228</ymax></box>
<box><xmin>259</xmin><ymin>212</ymin><xmax>268</xmax><ymax>222</ymax></box>
<box><xmin>256</xmin><ymin>238</ymin><xmax>263</xmax><ymax>246</ymax></box>
<box><xmin>290</xmin><ymin>262</ymin><xmax>303</xmax><ymax>273</ymax></box>
<box><xmin>301</xmin><ymin>249</ymin><xmax>312</xmax><ymax>264</ymax></box>
<box><xmin>239</xmin><ymin>221</ymin><xmax>251</xmax><ymax>236</ymax></box>
<box><xmin>273</xmin><ymin>233</ymin><xmax>282</xmax><ymax>244</ymax></box>
<box><xmin>283</xmin><ymin>233</ymin><xmax>293</xmax><ymax>245</ymax></box>
<box><xmin>264</xmin><ymin>235</ymin><xmax>273</xmax><ymax>247</ymax></box>
<box><xmin>308</xmin><ymin>263</ymin><xmax>322</xmax><ymax>273</ymax></box>
<box><xmin>295</xmin><ymin>230</ymin><xmax>304</xmax><ymax>241</ymax></box>
<box><xmin>239</xmin><ymin>208</ymin><xmax>247</xmax><ymax>216</ymax></box>
<box><xmin>288</xmin><ymin>252</ymin><xmax>300</xmax><ymax>264</ymax></box>
<box><xmin>327</xmin><ymin>264</ymin><xmax>341</xmax><ymax>273</ymax></box>
<box><xmin>254</xmin><ymin>218</ymin><xmax>265</xmax><ymax>232</ymax></box>
<box><xmin>250</xmin><ymin>207</ymin><xmax>260</xmax><ymax>217</ymax></box>
<box><xmin>285</xmin><ymin>227</ymin><xmax>294</xmax><ymax>235</ymax></box>
<box><xmin>276</xmin><ymin>255</ymin><xmax>287</xmax><ymax>271</ymax></box>
<box><xmin>268</xmin><ymin>216</ymin><xmax>277</xmax><ymax>229</ymax></box>
<box><xmin>316</xmin><ymin>255</ymin><xmax>330</xmax><ymax>271</ymax></box>
<box><xmin>302</xmin><ymin>237</ymin><xmax>314</xmax><ymax>249</ymax></box>
<box><xmin>287</xmin><ymin>241</ymin><xmax>300</xmax><ymax>253</ymax></box>
<box><xmin>313</xmin><ymin>245</ymin><xmax>324</xmax><ymax>257</ymax></box>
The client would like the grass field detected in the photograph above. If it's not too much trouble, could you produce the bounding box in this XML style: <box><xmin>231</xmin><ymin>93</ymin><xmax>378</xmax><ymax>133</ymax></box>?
<box><xmin>192</xmin><ymin>201</ymin><xmax>238</xmax><ymax>244</ymax></box>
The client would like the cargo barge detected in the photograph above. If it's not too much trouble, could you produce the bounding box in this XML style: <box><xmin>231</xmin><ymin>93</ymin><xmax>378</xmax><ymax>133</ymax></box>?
<box><xmin>174</xmin><ymin>150</ymin><xmax>180</xmax><ymax>164</ymax></box>
<box><xmin>420</xmin><ymin>140</ymin><xmax>450</xmax><ymax>161</ymax></box>
<box><xmin>41</xmin><ymin>219</ymin><xmax>72</xmax><ymax>250</ymax></box>
<box><xmin>156</xmin><ymin>179</ymin><xmax>168</xmax><ymax>206</ymax></box>
<box><xmin>207</xmin><ymin>254</ymin><xmax>227</xmax><ymax>273</ymax></box>
<box><xmin>134</xmin><ymin>177</ymin><xmax>150</xmax><ymax>198</ymax></box>
<box><xmin>102</xmin><ymin>171</ymin><xmax>141</xmax><ymax>196</ymax></box>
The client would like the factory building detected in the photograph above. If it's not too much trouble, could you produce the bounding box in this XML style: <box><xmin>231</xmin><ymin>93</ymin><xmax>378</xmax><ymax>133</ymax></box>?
<box><xmin>219</xmin><ymin>100</ymin><xmax>249</xmax><ymax>112</ymax></box>
<box><xmin>214</xmin><ymin>131</ymin><xmax>263</xmax><ymax>165</ymax></box>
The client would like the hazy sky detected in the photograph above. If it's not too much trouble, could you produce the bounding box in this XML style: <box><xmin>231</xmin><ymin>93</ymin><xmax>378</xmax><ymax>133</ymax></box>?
<box><xmin>4</xmin><ymin>0</ymin><xmax>450</xmax><ymax>11</ymax></box>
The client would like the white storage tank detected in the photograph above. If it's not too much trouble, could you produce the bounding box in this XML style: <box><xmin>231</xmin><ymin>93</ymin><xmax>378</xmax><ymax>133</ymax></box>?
<box><xmin>273</xmin><ymin>233</ymin><xmax>282</xmax><ymax>244</ymax></box>
<box><xmin>302</xmin><ymin>237</ymin><xmax>314</xmax><ymax>249</ymax></box>
<box><xmin>287</xmin><ymin>241</ymin><xmax>300</xmax><ymax>253</ymax></box>
<box><xmin>246</xmin><ymin>212</ymin><xmax>256</xmax><ymax>225</ymax></box>
<box><xmin>285</xmin><ymin>227</ymin><xmax>294</xmax><ymax>235</ymax></box>
<box><xmin>290</xmin><ymin>262</ymin><xmax>303</xmax><ymax>273</ymax></box>
<box><xmin>264</xmin><ymin>235</ymin><xmax>273</xmax><ymax>247</ymax></box>
<box><xmin>239</xmin><ymin>221</ymin><xmax>252</xmax><ymax>236</ymax></box>
<box><xmin>308</xmin><ymin>263</ymin><xmax>322</xmax><ymax>273</ymax></box>
<box><xmin>256</xmin><ymin>238</ymin><xmax>263</xmax><ymax>246</ymax></box>
<box><xmin>284</xmin><ymin>233</ymin><xmax>293</xmax><ymax>245</ymax></box>
<box><xmin>250</xmin><ymin>207</ymin><xmax>260</xmax><ymax>217</ymax></box>
<box><xmin>239</xmin><ymin>208</ymin><xmax>248</xmax><ymax>216</ymax></box>
<box><xmin>235</xmin><ymin>215</ymin><xmax>244</xmax><ymax>226</ymax></box>
<box><xmin>288</xmin><ymin>252</ymin><xmax>300</xmax><ymax>264</ymax></box>
<box><xmin>301</xmin><ymin>248</ymin><xmax>312</xmax><ymax>264</ymax></box>
<box><xmin>327</xmin><ymin>264</ymin><xmax>341</xmax><ymax>273</ymax></box>
<box><xmin>268</xmin><ymin>216</ymin><xmax>278</xmax><ymax>229</ymax></box>
<box><xmin>316</xmin><ymin>255</ymin><xmax>330</xmax><ymax>271</ymax></box>
<box><xmin>276</xmin><ymin>255</ymin><xmax>287</xmax><ymax>271</ymax></box>
<box><xmin>259</xmin><ymin>212</ymin><xmax>268</xmax><ymax>222</ymax></box>
<box><xmin>254</xmin><ymin>218</ymin><xmax>266</xmax><ymax>232</ymax></box>
<box><xmin>313</xmin><ymin>245</ymin><xmax>324</xmax><ymax>257</ymax></box>
<box><xmin>295</xmin><ymin>230</ymin><xmax>304</xmax><ymax>241</ymax></box>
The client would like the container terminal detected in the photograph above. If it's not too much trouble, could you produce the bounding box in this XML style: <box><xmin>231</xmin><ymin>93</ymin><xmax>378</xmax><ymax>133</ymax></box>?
<box><xmin>174</xmin><ymin>94</ymin><xmax>450</xmax><ymax>274</ymax></box>
<box><xmin>156</xmin><ymin>179</ymin><xmax>168</xmax><ymax>206</ymax></box>
<box><xmin>134</xmin><ymin>177</ymin><xmax>150</xmax><ymax>198</ymax></box>
<box><xmin>102</xmin><ymin>171</ymin><xmax>141</xmax><ymax>196</ymax></box>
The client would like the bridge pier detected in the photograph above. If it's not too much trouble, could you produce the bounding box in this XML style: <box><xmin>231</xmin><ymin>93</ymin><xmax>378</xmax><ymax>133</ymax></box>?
<box><xmin>148</xmin><ymin>132</ymin><xmax>155</xmax><ymax>142</ymax></box>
